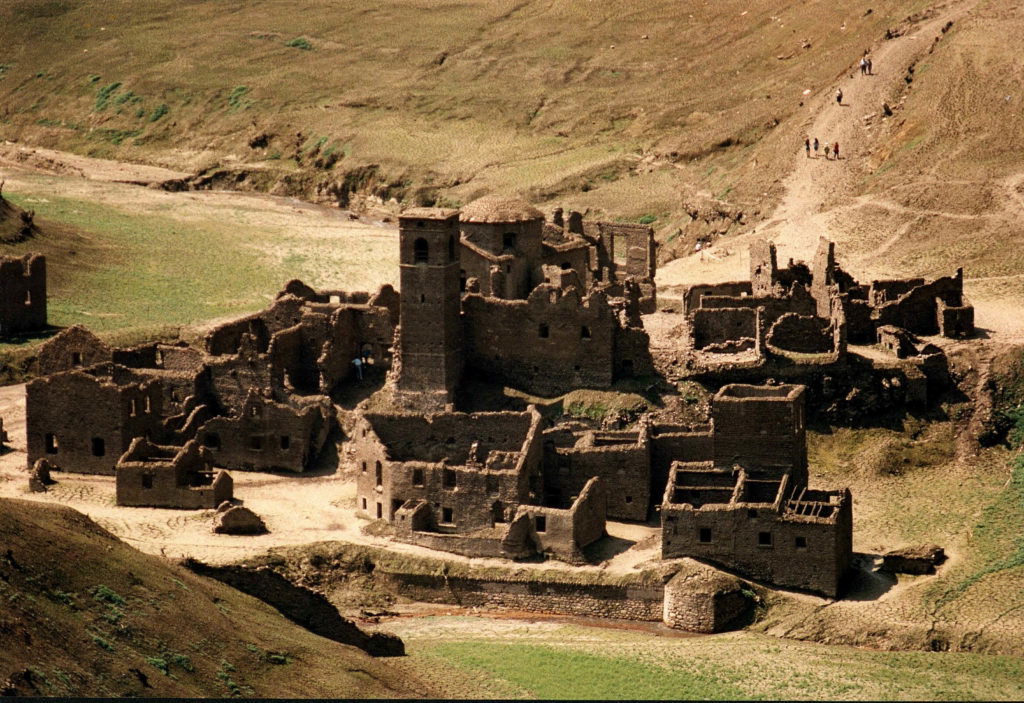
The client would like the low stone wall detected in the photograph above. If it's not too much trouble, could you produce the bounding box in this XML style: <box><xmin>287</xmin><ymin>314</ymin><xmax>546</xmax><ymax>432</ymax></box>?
<box><xmin>378</xmin><ymin>571</ymin><xmax>665</xmax><ymax>622</ymax></box>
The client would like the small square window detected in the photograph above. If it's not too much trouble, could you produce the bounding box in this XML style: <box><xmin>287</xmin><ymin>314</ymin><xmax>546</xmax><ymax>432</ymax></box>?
<box><xmin>249</xmin><ymin>435</ymin><xmax>263</xmax><ymax>451</ymax></box>
<box><xmin>280</xmin><ymin>435</ymin><xmax>290</xmax><ymax>450</ymax></box>
<box><xmin>443</xmin><ymin>468</ymin><xmax>456</xmax><ymax>488</ymax></box>
<box><xmin>535</xmin><ymin>515</ymin><xmax>547</xmax><ymax>533</ymax></box>
<box><xmin>361</xmin><ymin>497</ymin><xmax>367</xmax><ymax>510</ymax></box>
<box><xmin>625</xmin><ymin>495</ymin><xmax>633</xmax><ymax>504</ymax></box>
<box><xmin>538</xmin><ymin>323</ymin><xmax>550</xmax><ymax>339</ymax></box>
<box><xmin>795</xmin><ymin>536</ymin><xmax>807</xmax><ymax>549</ymax></box>
<box><xmin>412</xmin><ymin>468</ymin><xmax>425</xmax><ymax>487</ymax></box>
<box><xmin>698</xmin><ymin>528</ymin><xmax>712</xmax><ymax>543</ymax></box>
<box><xmin>442</xmin><ymin>507</ymin><xmax>454</xmax><ymax>524</ymax></box>
<box><xmin>747</xmin><ymin>508</ymin><xmax>758</xmax><ymax>519</ymax></box>
<box><xmin>758</xmin><ymin>531</ymin><xmax>773</xmax><ymax>547</ymax></box>
<box><xmin>142</xmin><ymin>474</ymin><xmax>153</xmax><ymax>489</ymax></box>
<box><xmin>376</xmin><ymin>503</ymin><xmax>383</xmax><ymax>519</ymax></box>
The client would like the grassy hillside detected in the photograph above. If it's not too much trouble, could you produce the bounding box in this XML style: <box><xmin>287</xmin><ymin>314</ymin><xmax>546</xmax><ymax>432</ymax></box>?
<box><xmin>0</xmin><ymin>0</ymin><xmax>930</xmax><ymax>224</ymax></box>
<box><xmin>0</xmin><ymin>498</ymin><xmax>428</xmax><ymax>698</ymax></box>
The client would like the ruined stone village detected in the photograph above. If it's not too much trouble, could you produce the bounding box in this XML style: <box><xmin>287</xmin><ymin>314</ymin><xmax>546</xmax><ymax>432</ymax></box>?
<box><xmin>3</xmin><ymin>194</ymin><xmax>972</xmax><ymax>632</ymax></box>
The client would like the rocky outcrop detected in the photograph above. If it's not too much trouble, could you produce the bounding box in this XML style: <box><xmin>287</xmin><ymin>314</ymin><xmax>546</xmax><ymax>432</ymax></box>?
<box><xmin>882</xmin><ymin>545</ymin><xmax>946</xmax><ymax>575</ymax></box>
<box><xmin>662</xmin><ymin>559</ymin><xmax>753</xmax><ymax>633</ymax></box>
<box><xmin>182</xmin><ymin>559</ymin><xmax>404</xmax><ymax>657</ymax></box>
<box><xmin>213</xmin><ymin>504</ymin><xmax>268</xmax><ymax>535</ymax></box>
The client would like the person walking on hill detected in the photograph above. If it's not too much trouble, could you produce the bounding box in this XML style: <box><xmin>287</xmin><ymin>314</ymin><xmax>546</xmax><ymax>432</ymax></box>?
<box><xmin>834</xmin><ymin>142</ymin><xmax>840</xmax><ymax>160</ymax></box>
<box><xmin>813</xmin><ymin>137</ymin><xmax>819</xmax><ymax>157</ymax></box>
<box><xmin>804</xmin><ymin>138</ymin><xmax>811</xmax><ymax>157</ymax></box>
<box><xmin>866</xmin><ymin>57</ymin><xmax>873</xmax><ymax>75</ymax></box>
<box><xmin>836</xmin><ymin>88</ymin><xmax>843</xmax><ymax>105</ymax></box>
<box><xmin>824</xmin><ymin>143</ymin><xmax>831</xmax><ymax>160</ymax></box>
<box><xmin>860</xmin><ymin>57</ymin><xmax>867</xmax><ymax>75</ymax></box>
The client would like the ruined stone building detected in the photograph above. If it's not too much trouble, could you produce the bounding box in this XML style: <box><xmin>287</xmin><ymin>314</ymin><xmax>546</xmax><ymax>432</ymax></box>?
<box><xmin>116</xmin><ymin>437</ymin><xmax>233</xmax><ymax>509</ymax></box>
<box><xmin>660</xmin><ymin>384</ymin><xmax>852</xmax><ymax>597</ymax></box>
<box><xmin>350</xmin><ymin>406</ymin><xmax>607</xmax><ymax>563</ymax></box>
<box><xmin>0</xmin><ymin>253</ymin><xmax>46</xmax><ymax>337</ymax></box>
<box><xmin>393</xmin><ymin>200</ymin><xmax>657</xmax><ymax>405</ymax></box>
<box><xmin>680</xmin><ymin>237</ymin><xmax>973</xmax><ymax>373</ymax></box>
<box><xmin>26</xmin><ymin>279</ymin><xmax>394</xmax><ymax>475</ymax></box>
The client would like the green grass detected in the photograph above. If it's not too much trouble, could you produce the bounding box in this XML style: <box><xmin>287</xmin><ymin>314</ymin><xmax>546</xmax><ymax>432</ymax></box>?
<box><xmin>285</xmin><ymin>37</ymin><xmax>313</xmax><ymax>51</ymax></box>
<box><xmin>3</xmin><ymin>190</ymin><xmax>282</xmax><ymax>334</ymax></box>
<box><xmin>94</xmin><ymin>81</ymin><xmax>121</xmax><ymax>111</ymax></box>
<box><xmin>405</xmin><ymin>622</ymin><xmax>1024</xmax><ymax>700</ymax></box>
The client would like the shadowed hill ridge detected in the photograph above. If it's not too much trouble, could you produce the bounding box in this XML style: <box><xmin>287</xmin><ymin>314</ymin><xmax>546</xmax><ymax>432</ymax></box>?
<box><xmin>0</xmin><ymin>497</ymin><xmax>427</xmax><ymax>698</ymax></box>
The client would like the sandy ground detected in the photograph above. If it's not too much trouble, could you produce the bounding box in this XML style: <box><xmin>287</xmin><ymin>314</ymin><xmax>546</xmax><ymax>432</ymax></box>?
<box><xmin>656</xmin><ymin>0</ymin><xmax>1024</xmax><ymax>342</ymax></box>
<box><xmin>0</xmin><ymin>383</ymin><xmax>659</xmax><ymax>571</ymax></box>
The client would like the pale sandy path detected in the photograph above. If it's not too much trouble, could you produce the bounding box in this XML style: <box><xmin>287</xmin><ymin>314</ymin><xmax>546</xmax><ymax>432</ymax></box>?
<box><xmin>656</xmin><ymin>0</ymin><xmax>1024</xmax><ymax>341</ymax></box>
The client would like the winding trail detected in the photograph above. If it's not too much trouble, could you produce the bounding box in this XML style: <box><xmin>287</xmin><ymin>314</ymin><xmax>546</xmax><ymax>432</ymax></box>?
<box><xmin>655</xmin><ymin>0</ymin><xmax>1024</xmax><ymax>340</ymax></box>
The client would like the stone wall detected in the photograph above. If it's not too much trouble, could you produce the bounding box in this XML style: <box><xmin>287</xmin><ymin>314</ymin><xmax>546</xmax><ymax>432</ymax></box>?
<box><xmin>37</xmin><ymin>326</ymin><xmax>111</xmax><ymax>376</ymax></box>
<box><xmin>767</xmin><ymin>313</ymin><xmax>834</xmax><ymax>354</ymax></box>
<box><xmin>712</xmin><ymin>384</ymin><xmax>807</xmax><ymax>482</ymax></box>
<box><xmin>691</xmin><ymin>307</ymin><xmax>757</xmax><ymax>351</ymax></box>
<box><xmin>0</xmin><ymin>253</ymin><xmax>46</xmax><ymax>336</ymax></box>
<box><xmin>462</xmin><ymin>285</ymin><xmax>616</xmax><ymax>396</ymax></box>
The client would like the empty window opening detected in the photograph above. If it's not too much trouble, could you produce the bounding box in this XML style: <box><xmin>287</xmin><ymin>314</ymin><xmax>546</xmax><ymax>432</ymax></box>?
<box><xmin>560</xmin><ymin>261</ymin><xmax>571</xmax><ymax>270</ymax></box>
<box><xmin>747</xmin><ymin>509</ymin><xmax>758</xmax><ymax>519</ymax></box>
<box><xmin>329</xmin><ymin>294</ymin><xmax>341</xmax><ymax>304</ymax></box>
<box><xmin>142</xmin><ymin>474</ymin><xmax>154</xmax><ymax>489</ymax></box>
<box><xmin>538</xmin><ymin>323</ymin><xmax>550</xmax><ymax>338</ymax></box>
<box><xmin>391</xmin><ymin>499</ymin><xmax>403</xmax><ymax>518</ymax></box>
<box><xmin>459</xmin><ymin>270</ymin><xmax>467</xmax><ymax>292</ymax></box>
<box><xmin>361</xmin><ymin>461</ymin><xmax>367</xmax><ymax>473</ymax></box>
<box><xmin>492</xmin><ymin>501</ymin><xmax>505</xmax><ymax>523</ymax></box>
<box><xmin>442</xmin><ymin>506</ymin><xmax>454</xmax><ymax>523</ymax></box>
<box><xmin>698</xmin><ymin>528</ymin><xmax>712</xmax><ymax>543</ymax></box>
<box><xmin>204</xmin><ymin>433</ymin><xmax>220</xmax><ymax>449</ymax></box>
<box><xmin>249</xmin><ymin>435</ymin><xmax>263</xmax><ymax>451</ymax></box>
<box><xmin>625</xmin><ymin>495</ymin><xmax>633</xmax><ymax>504</ymax></box>
<box><xmin>413</xmin><ymin>237</ymin><xmax>429</xmax><ymax>263</ymax></box>
<box><xmin>534</xmin><ymin>515</ymin><xmax>547</xmax><ymax>533</ymax></box>
<box><xmin>443</xmin><ymin>468</ymin><xmax>456</xmax><ymax>488</ymax></box>
<box><xmin>412</xmin><ymin>468</ymin><xmax>425</xmax><ymax>487</ymax></box>
<box><xmin>758</xmin><ymin>531</ymin><xmax>773</xmax><ymax>547</ymax></box>
<box><xmin>361</xmin><ymin>497</ymin><xmax>367</xmax><ymax>510</ymax></box>
<box><xmin>91</xmin><ymin>437</ymin><xmax>105</xmax><ymax>457</ymax></box>
<box><xmin>581</xmin><ymin>326</ymin><xmax>591</xmax><ymax>339</ymax></box>
<box><xmin>376</xmin><ymin>502</ymin><xmax>383</xmax><ymax>519</ymax></box>
<box><xmin>502</xmin><ymin>232</ymin><xmax>516</xmax><ymax>251</ymax></box>
<box><xmin>71</xmin><ymin>352</ymin><xmax>82</xmax><ymax>366</ymax></box>
<box><xmin>280</xmin><ymin>435</ymin><xmax>290</xmax><ymax>450</ymax></box>
<box><xmin>44</xmin><ymin>433</ymin><xmax>58</xmax><ymax>454</ymax></box>
<box><xmin>795</xmin><ymin>536</ymin><xmax>807</xmax><ymax>549</ymax></box>
<box><xmin>505</xmin><ymin>264</ymin><xmax>511</xmax><ymax>273</ymax></box>
<box><xmin>448</xmin><ymin>235</ymin><xmax>457</xmax><ymax>262</ymax></box>
<box><xmin>420</xmin><ymin>293</ymin><xmax>426</xmax><ymax>304</ymax></box>
<box><xmin>375</xmin><ymin>461</ymin><xmax>383</xmax><ymax>487</ymax></box>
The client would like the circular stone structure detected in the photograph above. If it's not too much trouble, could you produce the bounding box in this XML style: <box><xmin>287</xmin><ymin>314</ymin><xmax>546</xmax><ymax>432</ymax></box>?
<box><xmin>459</xmin><ymin>195</ymin><xmax>544</xmax><ymax>224</ymax></box>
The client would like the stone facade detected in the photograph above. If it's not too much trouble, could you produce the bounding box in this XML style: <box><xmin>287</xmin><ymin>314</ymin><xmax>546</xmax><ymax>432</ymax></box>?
<box><xmin>0</xmin><ymin>253</ymin><xmax>46</xmax><ymax>337</ymax></box>
<box><xmin>115</xmin><ymin>438</ymin><xmax>232</xmax><ymax>509</ymax></box>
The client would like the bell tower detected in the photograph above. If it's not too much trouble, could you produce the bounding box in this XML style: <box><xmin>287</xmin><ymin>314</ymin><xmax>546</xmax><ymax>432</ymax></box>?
<box><xmin>396</xmin><ymin>207</ymin><xmax>462</xmax><ymax>405</ymax></box>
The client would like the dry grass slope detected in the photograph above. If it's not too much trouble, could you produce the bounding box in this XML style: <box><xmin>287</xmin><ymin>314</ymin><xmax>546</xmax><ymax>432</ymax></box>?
<box><xmin>0</xmin><ymin>497</ymin><xmax>430</xmax><ymax>698</ymax></box>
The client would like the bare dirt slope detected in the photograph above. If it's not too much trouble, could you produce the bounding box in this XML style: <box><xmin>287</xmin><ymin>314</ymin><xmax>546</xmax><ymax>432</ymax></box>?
<box><xmin>659</xmin><ymin>0</ymin><xmax>1024</xmax><ymax>341</ymax></box>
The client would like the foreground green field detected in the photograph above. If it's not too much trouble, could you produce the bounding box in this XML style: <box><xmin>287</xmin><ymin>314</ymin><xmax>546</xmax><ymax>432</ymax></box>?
<box><xmin>382</xmin><ymin>616</ymin><xmax>1024</xmax><ymax>700</ymax></box>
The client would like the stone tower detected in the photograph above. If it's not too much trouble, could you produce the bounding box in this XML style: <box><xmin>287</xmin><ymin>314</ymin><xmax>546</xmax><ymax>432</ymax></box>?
<box><xmin>396</xmin><ymin>208</ymin><xmax>463</xmax><ymax>406</ymax></box>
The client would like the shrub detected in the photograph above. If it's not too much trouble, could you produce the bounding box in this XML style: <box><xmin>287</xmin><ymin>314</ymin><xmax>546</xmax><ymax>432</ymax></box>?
<box><xmin>92</xmin><ymin>635</ymin><xmax>114</xmax><ymax>652</ymax></box>
<box><xmin>149</xmin><ymin>103</ymin><xmax>169</xmax><ymax>122</ymax></box>
<box><xmin>637</xmin><ymin>214</ymin><xmax>657</xmax><ymax>224</ymax></box>
<box><xmin>147</xmin><ymin>657</ymin><xmax>169</xmax><ymax>675</ymax></box>
<box><xmin>92</xmin><ymin>584</ymin><xmax>126</xmax><ymax>607</ymax></box>
<box><xmin>285</xmin><ymin>37</ymin><xmax>313</xmax><ymax>50</ymax></box>
<box><xmin>227</xmin><ymin>86</ymin><xmax>250</xmax><ymax>111</ymax></box>
<box><xmin>94</xmin><ymin>82</ymin><xmax>122</xmax><ymax>111</ymax></box>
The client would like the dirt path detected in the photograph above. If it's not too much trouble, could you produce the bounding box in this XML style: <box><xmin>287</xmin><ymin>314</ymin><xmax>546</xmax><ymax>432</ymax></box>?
<box><xmin>656</xmin><ymin>0</ymin><xmax>1024</xmax><ymax>341</ymax></box>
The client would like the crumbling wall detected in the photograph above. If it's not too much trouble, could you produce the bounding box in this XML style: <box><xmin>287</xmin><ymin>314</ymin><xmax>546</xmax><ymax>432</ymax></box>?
<box><xmin>26</xmin><ymin>366</ymin><xmax>163</xmax><ymax>475</ymax></box>
<box><xmin>36</xmin><ymin>326</ymin><xmax>111</xmax><ymax>376</ymax></box>
<box><xmin>712</xmin><ymin>384</ymin><xmax>807</xmax><ymax>482</ymax></box>
<box><xmin>197</xmin><ymin>391</ymin><xmax>333</xmax><ymax>473</ymax></box>
<box><xmin>691</xmin><ymin>307</ymin><xmax>757</xmax><ymax>352</ymax></box>
<box><xmin>462</xmin><ymin>286</ymin><xmax>616</xmax><ymax>395</ymax></box>
<box><xmin>116</xmin><ymin>438</ymin><xmax>231</xmax><ymax>509</ymax></box>
<box><xmin>513</xmin><ymin>476</ymin><xmax>606</xmax><ymax>563</ymax></box>
<box><xmin>544</xmin><ymin>428</ymin><xmax>650</xmax><ymax>521</ymax></box>
<box><xmin>767</xmin><ymin>313</ymin><xmax>834</xmax><ymax>354</ymax></box>
<box><xmin>0</xmin><ymin>253</ymin><xmax>46</xmax><ymax>336</ymax></box>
